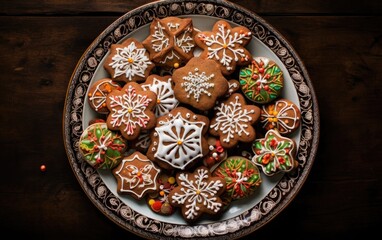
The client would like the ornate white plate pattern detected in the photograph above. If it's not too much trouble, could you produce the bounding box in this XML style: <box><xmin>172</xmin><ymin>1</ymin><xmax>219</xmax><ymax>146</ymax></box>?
<box><xmin>63</xmin><ymin>0</ymin><xmax>319</xmax><ymax>239</ymax></box>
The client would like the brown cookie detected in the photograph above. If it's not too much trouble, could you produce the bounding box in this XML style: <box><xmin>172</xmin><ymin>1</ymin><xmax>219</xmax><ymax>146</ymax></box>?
<box><xmin>113</xmin><ymin>151</ymin><xmax>161</xmax><ymax>200</ymax></box>
<box><xmin>168</xmin><ymin>166</ymin><xmax>226</xmax><ymax>223</ymax></box>
<box><xmin>141</xmin><ymin>74</ymin><xmax>179</xmax><ymax>117</ymax></box>
<box><xmin>194</xmin><ymin>19</ymin><xmax>252</xmax><ymax>75</ymax></box>
<box><xmin>225</xmin><ymin>79</ymin><xmax>240</xmax><ymax>97</ymax></box>
<box><xmin>87</xmin><ymin>78</ymin><xmax>121</xmax><ymax>114</ymax></box>
<box><xmin>209</xmin><ymin>93</ymin><xmax>261</xmax><ymax>149</ymax></box>
<box><xmin>104</xmin><ymin>38</ymin><xmax>154</xmax><ymax>83</ymax></box>
<box><xmin>106</xmin><ymin>82</ymin><xmax>157</xmax><ymax>140</ymax></box>
<box><xmin>260</xmin><ymin>98</ymin><xmax>301</xmax><ymax>135</ymax></box>
<box><xmin>172</xmin><ymin>57</ymin><xmax>229</xmax><ymax>111</ymax></box>
<box><xmin>142</xmin><ymin>17</ymin><xmax>196</xmax><ymax>69</ymax></box>
<box><xmin>146</xmin><ymin>107</ymin><xmax>209</xmax><ymax>171</ymax></box>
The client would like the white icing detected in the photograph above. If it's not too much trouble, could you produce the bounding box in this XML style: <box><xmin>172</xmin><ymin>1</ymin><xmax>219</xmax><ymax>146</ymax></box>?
<box><xmin>108</xmin><ymin>85</ymin><xmax>152</xmax><ymax>135</ymax></box>
<box><xmin>181</xmin><ymin>68</ymin><xmax>215</xmax><ymax>102</ymax></box>
<box><xmin>210</xmin><ymin>95</ymin><xmax>255</xmax><ymax>143</ymax></box>
<box><xmin>175</xmin><ymin>26</ymin><xmax>194</xmax><ymax>53</ymax></box>
<box><xmin>89</xmin><ymin>80</ymin><xmax>119</xmax><ymax>111</ymax></box>
<box><xmin>142</xmin><ymin>77</ymin><xmax>179</xmax><ymax>117</ymax></box>
<box><xmin>171</xmin><ymin>168</ymin><xmax>224</xmax><ymax>220</ymax></box>
<box><xmin>109</xmin><ymin>41</ymin><xmax>152</xmax><ymax>80</ymax></box>
<box><xmin>154</xmin><ymin>112</ymin><xmax>205</xmax><ymax>170</ymax></box>
<box><xmin>151</xmin><ymin>21</ymin><xmax>169</xmax><ymax>52</ymax></box>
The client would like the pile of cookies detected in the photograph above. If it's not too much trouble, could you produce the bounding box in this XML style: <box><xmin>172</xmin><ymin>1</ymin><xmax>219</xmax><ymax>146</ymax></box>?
<box><xmin>79</xmin><ymin>16</ymin><xmax>301</xmax><ymax>223</ymax></box>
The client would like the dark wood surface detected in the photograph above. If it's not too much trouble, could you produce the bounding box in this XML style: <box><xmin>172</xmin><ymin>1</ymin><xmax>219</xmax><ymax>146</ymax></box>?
<box><xmin>1</xmin><ymin>0</ymin><xmax>381</xmax><ymax>239</ymax></box>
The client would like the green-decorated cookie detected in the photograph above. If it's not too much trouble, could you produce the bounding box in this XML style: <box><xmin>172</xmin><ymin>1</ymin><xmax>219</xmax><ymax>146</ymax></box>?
<box><xmin>239</xmin><ymin>57</ymin><xmax>284</xmax><ymax>104</ymax></box>
<box><xmin>212</xmin><ymin>156</ymin><xmax>262</xmax><ymax>201</ymax></box>
<box><xmin>79</xmin><ymin>122</ymin><xmax>128</xmax><ymax>169</ymax></box>
<box><xmin>252</xmin><ymin>129</ymin><xmax>297</xmax><ymax>176</ymax></box>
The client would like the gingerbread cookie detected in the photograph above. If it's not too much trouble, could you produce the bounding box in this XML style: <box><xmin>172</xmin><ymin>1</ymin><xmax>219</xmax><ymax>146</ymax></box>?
<box><xmin>79</xmin><ymin>122</ymin><xmax>127</xmax><ymax>169</ymax></box>
<box><xmin>142</xmin><ymin>17</ymin><xmax>196</xmax><ymax>69</ymax></box>
<box><xmin>225</xmin><ymin>79</ymin><xmax>240</xmax><ymax>97</ymax></box>
<box><xmin>104</xmin><ymin>38</ymin><xmax>154</xmax><ymax>83</ymax></box>
<box><xmin>141</xmin><ymin>74</ymin><xmax>179</xmax><ymax>117</ymax></box>
<box><xmin>260</xmin><ymin>98</ymin><xmax>301</xmax><ymax>135</ymax></box>
<box><xmin>168</xmin><ymin>166</ymin><xmax>226</xmax><ymax>223</ymax></box>
<box><xmin>194</xmin><ymin>19</ymin><xmax>252</xmax><ymax>75</ymax></box>
<box><xmin>212</xmin><ymin>156</ymin><xmax>262</xmax><ymax>201</ymax></box>
<box><xmin>146</xmin><ymin>171</ymin><xmax>177</xmax><ymax>216</ymax></box>
<box><xmin>252</xmin><ymin>129</ymin><xmax>298</xmax><ymax>176</ymax></box>
<box><xmin>113</xmin><ymin>151</ymin><xmax>161</xmax><ymax>200</ymax></box>
<box><xmin>106</xmin><ymin>82</ymin><xmax>157</xmax><ymax>140</ymax></box>
<box><xmin>172</xmin><ymin>57</ymin><xmax>228</xmax><ymax>111</ymax></box>
<box><xmin>87</xmin><ymin>78</ymin><xmax>121</xmax><ymax>114</ymax></box>
<box><xmin>239</xmin><ymin>57</ymin><xmax>284</xmax><ymax>104</ymax></box>
<box><xmin>146</xmin><ymin>107</ymin><xmax>210</xmax><ymax>170</ymax></box>
<box><xmin>209</xmin><ymin>93</ymin><xmax>261</xmax><ymax>149</ymax></box>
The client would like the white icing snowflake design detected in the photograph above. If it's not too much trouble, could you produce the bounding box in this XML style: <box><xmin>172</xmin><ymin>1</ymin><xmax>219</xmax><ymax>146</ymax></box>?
<box><xmin>108</xmin><ymin>85</ymin><xmax>152</xmax><ymax>135</ymax></box>
<box><xmin>142</xmin><ymin>77</ymin><xmax>179</xmax><ymax>117</ymax></box>
<box><xmin>171</xmin><ymin>167</ymin><xmax>224</xmax><ymax>220</ymax></box>
<box><xmin>153</xmin><ymin>112</ymin><xmax>205</xmax><ymax>170</ymax></box>
<box><xmin>181</xmin><ymin>68</ymin><xmax>215</xmax><ymax>102</ymax></box>
<box><xmin>109</xmin><ymin>41</ymin><xmax>152</xmax><ymax>80</ymax></box>
<box><xmin>201</xmin><ymin>23</ymin><xmax>250</xmax><ymax>71</ymax></box>
<box><xmin>211</xmin><ymin>95</ymin><xmax>255</xmax><ymax>143</ymax></box>
<box><xmin>152</xmin><ymin>21</ymin><xmax>169</xmax><ymax>52</ymax></box>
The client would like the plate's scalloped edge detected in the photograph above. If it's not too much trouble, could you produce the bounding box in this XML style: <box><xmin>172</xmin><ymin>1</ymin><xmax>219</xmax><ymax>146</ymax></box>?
<box><xmin>62</xmin><ymin>0</ymin><xmax>319</xmax><ymax>239</ymax></box>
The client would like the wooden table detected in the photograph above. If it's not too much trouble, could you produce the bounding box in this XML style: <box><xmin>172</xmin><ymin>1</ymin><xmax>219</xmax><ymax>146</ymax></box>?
<box><xmin>1</xmin><ymin>0</ymin><xmax>381</xmax><ymax>239</ymax></box>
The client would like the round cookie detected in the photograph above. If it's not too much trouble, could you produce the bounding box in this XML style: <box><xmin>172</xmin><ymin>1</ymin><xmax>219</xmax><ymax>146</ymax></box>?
<box><xmin>141</xmin><ymin>74</ymin><xmax>179</xmax><ymax>117</ymax></box>
<box><xmin>239</xmin><ymin>57</ymin><xmax>284</xmax><ymax>104</ymax></box>
<box><xmin>194</xmin><ymin>19</ymin><xmax>252</xmax><ymax>75</ymax></box>
<box><xmin>260</xmin><ymin>98</ymin><xmax>301</xmax><ymax>135</ymax></box>
<box><xmin>104</xmin><ymin>38</ymin><xmax>154</xmax><ymax>83</ymax></box>
<box><xmin>146</xmin><ymin>171</ymin><xmax>177</xmax><ymax>216</ymax></box>
<box><xmin>146</xmin><ymin>107</ymin><xmax>210</xmax><ymax>171</ymax></box>
<box><xmin>168</xmin><ymin>166</ymin><xmax>226</xmax><ymax>223</ymax></box>
<box><xmin>112</xmin><ymin>151</ymin><xmax>161</xmax><ymax>200</ymax></box>
<box><xmin>212</xmin><ymin>156</ymin><xmax>262</xmax><ymax>201</ymax></box>
<box><xmin>252</xmin><ymin>129</ymin><xmax>298</xmax><ymax>176</ymax></box>
<box><xmin>142</xmin><ymin>17</ymin><xmax>196</xmax><ymax>69</ymax></box>
<box><xmin>106</xmin><ymin>82</ymin><xmax>157</xmax><ymax>140</ymax></box>
<box><xmin>209</xmin><ymin>93</ymin><xmax>261</xmax><ymax>149</ymax></box>
<box><xmin>79</xmin><ymin>122</ymin><xmax>127</xmax><ymax>169</ymax></box>
<box><xmin>87</xmin><ymin>78</ymin><xmax>121</xmax><ymax>114</ymax></box>
<box><xmin>172</xmin><ymin>57</ymin><xmax>229</xmax><ymax>111</ymax></box>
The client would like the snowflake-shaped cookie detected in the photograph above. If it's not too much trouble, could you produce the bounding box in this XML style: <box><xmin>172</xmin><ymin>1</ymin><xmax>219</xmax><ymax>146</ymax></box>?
<box><xmin>104</xmin><ymin>38</ymin><xmax>154</xmax><ymax>83</ymax></box>
<box><xmin>106</xmin><ymin>82</ymin><xmax>157</xmax><ymax>140</ymax></box>
<box><xmin>210</xmin><ymin>93</ymin><xmax>261</xmax><ymax>149</ymax></box>
<box><xmin>172</xmin><ymin>57</ymin><xmax>228</xmax><ymax>111</ymax></box>
<box><xmin>143</xmin><ymin>17</ymin><xmax>196</xmax><ymax>69</ymax></box>
<box><xmin>141</xmin><ymin>74</ymin><xmax>179</xmax><ymax>117</ymax></box>
<box><xmin>113</xmin><ymin>151</ymin><xmax>161</xmax><ymax>200</ymax></box>
<box><xmin>195</xmin><ymin>19</ymin><xmax>252</xmax><ymax>75</ymax></box>
<box><xmin>168</xmin><ymin>166</ymin><xmax>226</xmax><ymax>222</ymax></box>
<box><xmin>146</xmin><ymin>107</ymin><xmax>209</xmax><ymax>170</ymax></box>
<box><xmin>252</xmin><ymin>129</ymin><xmax>298</xmax><ymax>176</ymax></box>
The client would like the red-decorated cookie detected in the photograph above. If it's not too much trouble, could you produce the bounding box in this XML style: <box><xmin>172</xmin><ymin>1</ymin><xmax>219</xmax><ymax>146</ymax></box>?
<box><xmin>260</xmin><ymin>98</ymin><xmax>301</xmax><ymax>135</ymax></box>
<box><xmin>113</xmin><ymin>151</ymin><xmax>161</xmax><ymax>200</ymax></box>
<box><xmin>194</xmin><ymin>19</ymin><xmax>252</xmax><ymax>75</ymax></box>
<box><xmin>87</xmin><ymin>78</ymin><xmax>121</xmax><ymax>114</ymax></box>
<box><xmin>172</xmin><ymin>57</ymin><xmax>229</xmax><ymax>111</ymax></box>
<box><xmin>104</xmin><ymin>38</ymin><xmax>154</xmax><ymax>83</ymax></box>
<box><xmin>212</xmin><ymin>156</ymin><xmax>262</xmax><ymax>201</ymax></box>
<box><xmin>168</xmin><ymin>166</ymin><xmax>226</xmax><ymax>223</ymax></box>
<box><xmin>252</xmin><ymin>129</ymin><xmax>298</xmax><ymax>176</ymax></box>
<box><xmin>142</xmin><ymin>17</ymin><xmax>196</xmax><ymax>69</ymax></box>
<box><xmin>239</xmin><ymin>57</ymin><xmax>284</xmax><ymax>104</ymax></box>
<box><xmin>209</xmin><ymin>93</ymin><xmax>261</xmax><ymax>149</ymax></box>
<box><xmin>146</xmin><ymin>107</ymin><xmax>210</xmax><ymax>170</ymax></box>
<box><xmin>106</xmin><ymin>82</ymin><xmax>157</xmax><ymax>140</ymax></box>
<box><xmin>79</xmin><ymin>122</ymin><xmax>127</xmax><ymax>169</ymax></box>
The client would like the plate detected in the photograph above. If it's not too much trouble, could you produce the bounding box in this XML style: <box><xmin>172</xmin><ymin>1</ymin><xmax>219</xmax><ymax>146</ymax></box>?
<box><xmin>63</xmin><ymin>0</ymin><xmax>320</xmax><ymax>238</ymax></box>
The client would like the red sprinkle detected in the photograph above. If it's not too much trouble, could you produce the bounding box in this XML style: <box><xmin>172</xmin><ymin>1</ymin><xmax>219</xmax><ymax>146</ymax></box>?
<box><xmin>40</xmin><ymin>165</ymin><xmax>46</xmax><ymax>172</ymax></box>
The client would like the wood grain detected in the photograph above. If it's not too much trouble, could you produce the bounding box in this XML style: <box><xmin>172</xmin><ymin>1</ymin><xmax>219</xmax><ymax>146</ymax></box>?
<box><xmin>0</xmin><ymin>0</ymin><xmax>381</xmax><ymax>239</ymax></box>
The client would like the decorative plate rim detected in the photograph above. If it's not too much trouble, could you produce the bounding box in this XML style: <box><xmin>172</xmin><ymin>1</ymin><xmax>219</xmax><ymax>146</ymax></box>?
<box><xmin>62</xmin><ymin>0</ymin><xmax>320</xmax><ymax>239</ymax></box>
